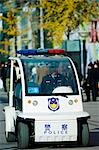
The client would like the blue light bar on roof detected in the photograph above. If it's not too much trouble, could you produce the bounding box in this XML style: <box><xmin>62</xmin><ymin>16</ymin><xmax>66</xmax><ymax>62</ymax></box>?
<box><xmin>16</xmin><ymin>49</ymin><xmax>65</xmax><ymax>56</ymax></box>
<box><xmin>16</xmin><ymin>49</ymin><xmax>37</xmax><ymax>55</ymax></box>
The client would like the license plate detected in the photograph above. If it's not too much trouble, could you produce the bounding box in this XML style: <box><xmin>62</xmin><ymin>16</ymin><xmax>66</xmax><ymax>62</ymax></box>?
<box><xmin>35</xmin><ymin>120</ymin><xmax>77</xmax><ymax>142</ymax></box>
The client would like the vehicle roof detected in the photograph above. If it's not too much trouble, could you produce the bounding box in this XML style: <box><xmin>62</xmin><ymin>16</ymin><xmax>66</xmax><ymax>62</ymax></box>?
<box><xmin>9</xmin><ymin>55</ymin><xmax>70</xmax><ymax>61</ymax></box>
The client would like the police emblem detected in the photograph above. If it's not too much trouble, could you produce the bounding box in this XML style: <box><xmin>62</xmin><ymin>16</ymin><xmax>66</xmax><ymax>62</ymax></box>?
<box><xmin>48</xmin><ymin>97</ymin><xmax>59</xmax><ymax>111</ymax></box>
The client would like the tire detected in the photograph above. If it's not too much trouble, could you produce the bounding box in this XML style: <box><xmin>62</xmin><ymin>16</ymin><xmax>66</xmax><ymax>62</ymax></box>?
<box><xmin>6</xmin><ymin>132</ymin><xmax>16</xmax><ymax>142</ymax></box>
<box><xmin>17</xmin><ymin>122</ymin><xmax>29</xmax><ymax>149</ymax></box>
<box><xmin>81</xmin><ymin>123</ymin><xmax>90</xmax><ymax>146</ymax></box>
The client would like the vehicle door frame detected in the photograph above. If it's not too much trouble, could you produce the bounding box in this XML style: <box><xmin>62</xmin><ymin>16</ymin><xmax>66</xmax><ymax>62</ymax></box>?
<box><xmin>9</xmin><ymin>57</ymin><xmax>25</xmax><ymax>111</ymax></box>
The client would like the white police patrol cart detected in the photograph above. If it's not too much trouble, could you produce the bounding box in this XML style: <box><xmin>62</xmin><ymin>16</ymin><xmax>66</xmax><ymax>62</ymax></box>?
<box><xmin>4</xmin><ymin>49</ymin><xmax>90</xmax><ymax>149</ymax></box>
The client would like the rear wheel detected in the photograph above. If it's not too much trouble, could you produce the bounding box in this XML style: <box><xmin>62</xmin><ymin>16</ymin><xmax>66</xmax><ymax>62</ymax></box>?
<box><xmin>6</xmin><ymin>132</ymin><xmax>16</xmax><ymax>142</ymax></box>
<box><xmin>17</xmin><ymin>122</ymin><xmax>29</xmax><ymax>149</ymax></box>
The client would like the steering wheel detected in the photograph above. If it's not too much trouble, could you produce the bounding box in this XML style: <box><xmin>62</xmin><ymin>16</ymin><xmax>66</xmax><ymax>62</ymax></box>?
<box><xmin>52</xmin><ymin>86</ymin><xmax>73</xmax><ymax>93</ymax></box>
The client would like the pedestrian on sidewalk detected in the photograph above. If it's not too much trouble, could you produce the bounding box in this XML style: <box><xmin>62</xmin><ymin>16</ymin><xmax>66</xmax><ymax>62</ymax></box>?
<box><xmin>0</xmin><ymin>76</ymin><xmax>4</xmax><ymax>92</ymax></box>
<box><xmin>83</xmin><ymin>62</ymin><xmax>94</xmax><ymax>101</ymax></box>
<box><xmin>85</xmin><ymin>61</ymin><xmax>99</xmax><ymax>101</ymax></box>
<box><xmin>1</xmin><ymin>62</ymin><xmax>7</xmax><ymax>92</ymax></box>
<box><xmin>5</xmin><ymin>61</ymin><xmax>11</xmax><ymax>96</ymax></box>
<box><xmin>92</xmin><ymin>61</ymin><xmax>99</xmax><ymax>100</ymax></box>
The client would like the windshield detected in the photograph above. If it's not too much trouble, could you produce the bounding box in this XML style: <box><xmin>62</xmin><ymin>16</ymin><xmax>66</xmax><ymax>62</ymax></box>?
<box><xmin>22</xmin><ymin>57</ymin><xmax>78</xmax><ymax>95</ymax></box>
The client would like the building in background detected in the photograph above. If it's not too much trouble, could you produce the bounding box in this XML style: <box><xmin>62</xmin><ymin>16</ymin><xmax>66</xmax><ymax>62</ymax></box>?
<box><xmin>86</xmin><ymin>20</ymin><xmax>99</xmax><ymax>67</ymax></box>
<box><xmin>62</xmin><ymin>20</ymin><xmax>99</xmax><ymax>78</ymax></box>
<box><xmin>0</xmin><ymin>0</ymin><xmax>99</xmax><ymax>79</ymax></box>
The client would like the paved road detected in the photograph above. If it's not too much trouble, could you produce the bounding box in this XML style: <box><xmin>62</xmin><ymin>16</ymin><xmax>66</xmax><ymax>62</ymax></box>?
<box><xmin>0</xmin><ymin>91</ymin><xmax>99</xmax><ymax>150</ymax></box>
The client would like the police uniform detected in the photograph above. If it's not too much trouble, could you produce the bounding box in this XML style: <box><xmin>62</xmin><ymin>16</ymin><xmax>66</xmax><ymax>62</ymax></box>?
<box><xmin>40</xmin><ymin>73</ymin><xmax>67</xmax><ymax>94</ymax></box>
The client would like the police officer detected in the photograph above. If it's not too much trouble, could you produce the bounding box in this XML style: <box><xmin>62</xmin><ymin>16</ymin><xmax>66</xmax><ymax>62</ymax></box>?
<box><xmin>40</xmin><ymin>68</ymin><xmax>67</xmax><ymax>94</ymax></box>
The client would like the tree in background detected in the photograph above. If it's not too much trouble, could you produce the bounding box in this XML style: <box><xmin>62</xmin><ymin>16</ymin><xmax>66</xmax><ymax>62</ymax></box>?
<box><xmin>0</xmin><ymin>0</ymin><xmax>19</xmax><ymax>55</ymax></box>
<box><xmin>0</xmin><ymin>0</ymin><xmax>38</xmax><ymax>55</ymax></box>
<box><xmin>41</xmin><ymin>0</ymin><xmax>99</xmax><ymax>45</ymax></box>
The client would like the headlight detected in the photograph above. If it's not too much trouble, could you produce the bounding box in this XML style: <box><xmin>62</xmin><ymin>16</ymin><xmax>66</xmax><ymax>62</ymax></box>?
<box><xmin>68</xmin><ymin>100</ymin><xmax>73</xmax><ymax>105</ymax></box>
<box><xmin>33</xmin><ymin>100</ymin><xmax>38</xmax><ymax>106</ymax></box>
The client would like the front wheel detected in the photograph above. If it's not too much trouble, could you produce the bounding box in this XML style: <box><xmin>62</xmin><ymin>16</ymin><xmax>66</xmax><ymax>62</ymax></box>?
<box><xmin>81</xmin><ymin>123</ymin><xmax>90</xmax><ymax>146</ymax></box>
<box><xmin>17</xmin><ymin>122</ymin><xmax>29</xmax><ymax>149</ymax></box>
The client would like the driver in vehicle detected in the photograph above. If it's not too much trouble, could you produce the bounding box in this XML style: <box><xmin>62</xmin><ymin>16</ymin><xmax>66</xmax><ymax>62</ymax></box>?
<box><xmin>40</xmin><ymin>67</ymin><xmax>68</xmax><ymax>94</ymax></box>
